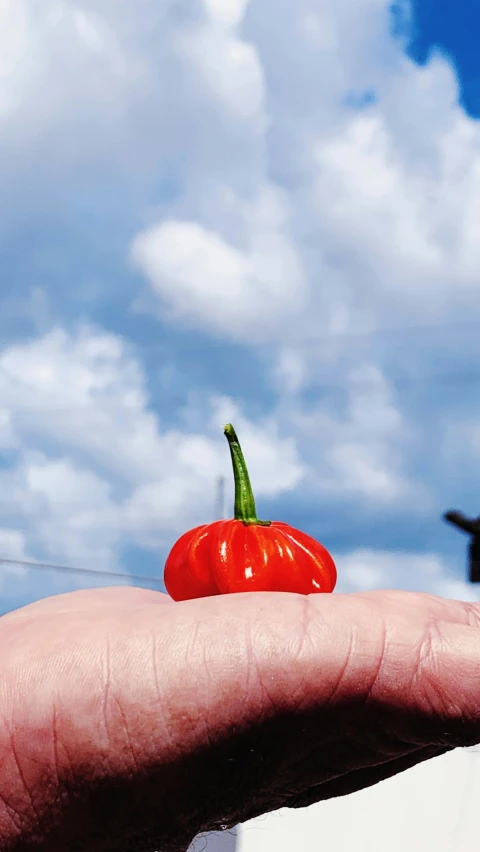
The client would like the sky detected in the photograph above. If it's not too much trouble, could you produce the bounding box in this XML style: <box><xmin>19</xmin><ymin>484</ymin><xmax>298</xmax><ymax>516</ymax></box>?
<box><xmin>1</xmin><ymin>0</ymin><xmax>480</xmax><ymax>611</ymax></box>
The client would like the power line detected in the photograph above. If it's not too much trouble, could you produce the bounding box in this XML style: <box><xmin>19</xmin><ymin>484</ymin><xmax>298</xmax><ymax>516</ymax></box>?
<box><xmin>0</xmin><ymin>556</ymin><xmax>164</xmax><ymax>586</ymax></box>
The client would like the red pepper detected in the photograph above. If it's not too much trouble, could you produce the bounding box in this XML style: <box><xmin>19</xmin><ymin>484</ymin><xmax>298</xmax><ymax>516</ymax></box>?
<box><xmin>164</xmin><ymin>424</ymin><xmax>337</xmax><ymax>600</ymax></box>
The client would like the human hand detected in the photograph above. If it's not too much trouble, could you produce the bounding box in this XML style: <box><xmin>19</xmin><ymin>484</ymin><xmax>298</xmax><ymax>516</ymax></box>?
<box><xmin>0</xmin><ymin>586</ymin><xmax>479</xmax><ymax>851</ymax></box>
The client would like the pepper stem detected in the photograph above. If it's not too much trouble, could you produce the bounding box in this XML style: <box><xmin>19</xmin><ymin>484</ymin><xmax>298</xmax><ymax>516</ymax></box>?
<box><xmin>224</xmin><ymin>424</ymin><xmax>271</xmax><ymax>526</ymax></box>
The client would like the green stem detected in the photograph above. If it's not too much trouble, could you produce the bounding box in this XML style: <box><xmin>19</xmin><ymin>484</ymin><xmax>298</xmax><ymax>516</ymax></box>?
<box><xmin>223</xmin><ymin>424</ymin><xmax>271</xmax><ymax>526</ymax></box>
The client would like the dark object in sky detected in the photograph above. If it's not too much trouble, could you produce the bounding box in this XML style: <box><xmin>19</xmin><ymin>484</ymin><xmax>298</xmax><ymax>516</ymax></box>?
<box><xmin>444</xmin><ymin>511</ymin><xmax>480</xmax><ymax>583</ymax></box>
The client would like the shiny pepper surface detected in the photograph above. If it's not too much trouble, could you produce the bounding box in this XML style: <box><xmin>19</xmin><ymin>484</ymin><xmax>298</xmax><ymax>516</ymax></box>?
<box><xmin>164</xmin><ymin>424</ymin><xmax>337</xmax><ymax>601</ymax></box>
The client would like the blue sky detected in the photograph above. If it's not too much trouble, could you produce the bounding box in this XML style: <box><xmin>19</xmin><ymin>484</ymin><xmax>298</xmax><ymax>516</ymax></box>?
<box><xmin>1</xmin><ymin>0</ymin><xmax>480</xmax><ymax>610</ymax></box>
<box><xmin>406</xmin><ymin>0</ymin><xmax>480</xmax><ymax>115</ymax></box>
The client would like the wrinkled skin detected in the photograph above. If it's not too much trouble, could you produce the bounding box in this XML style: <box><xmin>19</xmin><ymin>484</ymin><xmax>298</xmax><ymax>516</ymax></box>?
<box><xmin>0</xmin><ymin>586</ymin><xmax>479</xmax><ymax>851</ymax></box>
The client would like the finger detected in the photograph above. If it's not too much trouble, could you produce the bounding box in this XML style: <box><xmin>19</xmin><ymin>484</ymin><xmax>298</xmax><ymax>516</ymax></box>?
<box><xmin>1</xmin><ymin>586</ymin><xmax>171</xmax><ymax>620</ymax></box>
<box><xmin>143</xmin><ymin>590</ymin><xmax>480</xmax><ymax>827</ymax></box>
<box><xmin>160</xmin><ymin>590</ymin><xmax>480</xmax><ymax>748</ymax></box>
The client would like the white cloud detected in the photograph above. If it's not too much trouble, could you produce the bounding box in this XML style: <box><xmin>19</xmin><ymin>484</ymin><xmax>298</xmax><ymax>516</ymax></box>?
<box><xmin>461</xmin><ymin>419</ymin><xmax>480</xmax><ymax>459</ymax></box>
<box><xmin>0</xmin><ymin>326</ymin><xmax>304</xmax><ymax>564</ymax></box>
<box><xmin>0</xmin><ymin>2</ymin><xmax>128</xmax><ymax>143</ymax></box>
<box><xmin>1</xmin><ymin>0</ymin><xmax>480</xmax><ymax>608</ymax></box>
<box><xmin>0</xmin><ymin>528</ymin><xmax>28</xmax><ymax>560</ymax></box>
<box><xmin>0</xmin><ymin>408</ymin><xmax>16</xmax><ymax>449</ymax></box>
<box><xmin>286</xmin><ymin>364</ymin><xmax>421</xmax><ymax>506</ymax></box>
<box><xmin>0</xmin><ymin>528</ymin><xmax>52</xmax><ymax>606</ymax></box>
<box><xmin>2</xmin><ymin>454</ymin><xmax>120</xmax><ymax>565</ymax></box>
<box><xmin>116</xmin><ymin>395</ymin><xmax>305</xmax><ymax>542</ymax></box>
<box><xmin>0</xmin><ymin>0</ymin><xmax>30</xmax><ymax>118</ymax></box>
<box><xmin>0</xmin><ymin>327</ymin><xmax>161</xmax><ymax>485</ymax></box>
<box><xmin>336</xmin><ymin>547</ymin><xmax>479</xmax><ymax>600</ymax></box>
<box><xmin>0</xmin><ymin>0</ymin><xmax>268</xmax><ymax>216</ymax></box>
<box><xmin>211</xmin><ymin>395</ymin><xmax>305</xmax><ymax>497</ymax></box>
<box><xmin>202</xmin><ymin>0</ymin><xmax>251</xmax><ymax>28</ymax></box>
<box><xmin>0</xmin><ymin>323</ymin><xmax>425</xmax><ymax>581</ymax></box>
<box><xmin>4</xmin><ymin>0</ymin><xmax>480</xmax><ymax>357</ymax></box>
<box><xmin>0</xmin><ymin>325</ymin><xmax>421</xmax><ymax>586</ymax></box>
<box><xmin>131</xmin><ymin>184</ymin><xmax>307</xmax><ymax>343</ymax></box>
<box><xmin>178</xmin><ymin>21</ymin><xmax>265</xmax><ymax>119</ymax></box>
<box><xmin>274</xmin><ymin>349</ymin><xmax>306</xmax><ymax>395</ymax></box>
<box><xmin>113</xmin><ymin>0</ymin><xmax>480</xmax><ymax>385</ymax></box>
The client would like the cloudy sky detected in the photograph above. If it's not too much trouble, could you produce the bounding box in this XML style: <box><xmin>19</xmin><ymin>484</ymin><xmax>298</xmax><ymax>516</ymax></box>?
<box><xmin>1</xmin><ymin>0</ymin><xmax>480</xmax><ymax>611</ymax></box>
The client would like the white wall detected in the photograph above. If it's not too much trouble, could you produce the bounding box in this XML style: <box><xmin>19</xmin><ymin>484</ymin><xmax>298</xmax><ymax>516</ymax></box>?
<box><xmin>186</xmin><ymin>748</ymin><xmax>480</xmax><ymax>851</ymax></box>
<box><xmin>190</xmin><ymin>828</ymin><xmax>238</xmax><ymax>851</ymax></box>
<box><xmin>238</xmin><ymin>749</ymin><xmax>480</xmax><ymax>852</ymax></box>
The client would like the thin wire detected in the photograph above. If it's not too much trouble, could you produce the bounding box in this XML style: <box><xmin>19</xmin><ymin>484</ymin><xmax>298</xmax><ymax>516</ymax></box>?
<box><xmin>0</xmin><ymin>557</ymin><xmax>164</xmax><ymax>585</ymax></box>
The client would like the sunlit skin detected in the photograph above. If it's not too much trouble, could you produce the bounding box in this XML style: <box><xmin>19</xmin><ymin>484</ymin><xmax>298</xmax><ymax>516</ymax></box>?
<box><xmin>0</xmin><ymin>586</ymin><xmax>479</xmax><ymax>850</ymax></box>
<box><xmin>164</xmin><ymin>424</ymin><xmax>337</xmax><ymax>600</ymax></box>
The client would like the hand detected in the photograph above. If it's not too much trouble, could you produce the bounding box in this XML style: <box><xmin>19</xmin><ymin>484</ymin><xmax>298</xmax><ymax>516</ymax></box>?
<box><xmin>0</xmin><ymin>586</ymin><xmax>479</xmax><ymax>851</ymax></box>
